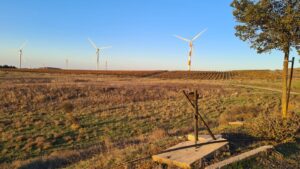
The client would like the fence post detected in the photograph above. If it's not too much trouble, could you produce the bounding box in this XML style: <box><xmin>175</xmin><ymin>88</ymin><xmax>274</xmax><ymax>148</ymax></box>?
<box><xmin>286</xmin><ymin>57</ymin><xmax>295</xmax><ymax>113</ymax></box>
<box><xmin>194</xmin><ymin>90</ymin><xmax>199</xmax><ymax>146</ymax></box>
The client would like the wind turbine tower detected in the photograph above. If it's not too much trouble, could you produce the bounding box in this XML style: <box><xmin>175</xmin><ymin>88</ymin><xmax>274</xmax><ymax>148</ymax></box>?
<box><xmin>19</xmin><ymin>41</ymin><xmax>27</xmax><ymax>69</ymax></box>
<box><xmin>65</xmin><ymin>58</ymin><xmax>69</xmax><ymax>69</ymax></box>
<box><xmin>88</xmin><ymin>38</ymin><xmax>111</xmax><ymax>70</ymax></box>
<box><xmin>174</xmin><ymin>29</ymin><xmax>207</xmax><ymax>71</ymax></box>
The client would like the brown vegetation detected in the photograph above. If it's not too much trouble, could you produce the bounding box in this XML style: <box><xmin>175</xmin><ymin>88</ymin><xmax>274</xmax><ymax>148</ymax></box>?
<box><xmin>3</xmin><ymin>68</ymin><xmax>299</xmax><ymax>80</ymax></box>
<box><xmin>245</xmin><ymin>112</ymin><xmax>300</xmax><ymax>143</ymax></box>
<box><xmin>0</xmin><ymin>70</ymin><xmax>299</xmax><ymax>169</ymax></box>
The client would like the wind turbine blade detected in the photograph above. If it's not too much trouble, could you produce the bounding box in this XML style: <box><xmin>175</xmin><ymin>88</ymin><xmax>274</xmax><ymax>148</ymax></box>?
<box><xmin>88</xmin><ymin>38</ymin><xmax>98</xmax><ymax>49</ymax></box>
<box><xmin>192</xmin><ymin>29</ymin><xmax>207</xmax><ymax>41</ymax></box>
<box><xmin>19</xmin><ymin>41</ymin><xmax>27</xmax><ymax>50</ymax></box>
<box><xmin>100</xmin><ymin>46</ymin><xmax>112</xmax><ymax>50</ymax></box>
<box><xmin>173</xmin><ymin>35</ymin><xmax>190</xmax><ymax>42</ymax></box>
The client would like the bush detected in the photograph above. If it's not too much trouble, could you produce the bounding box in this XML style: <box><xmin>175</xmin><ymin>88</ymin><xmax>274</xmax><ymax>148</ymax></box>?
<box><xmin>62</xmin><ymin>103</ymin><xmax>74</xmax><ymax>113</ymax></box>
<box><xmin>0</xmin><ymin>65</ymin><xmax>17</xmax><ymax>69</ymax></box>
<box><xmin>219</xmin><ymin>105</ymin><xmax>260</xmax><ymax>125</ymax></box>
<box><xmin>245</xmin><ymin>112</ymin><xmax>300</xmax><ymax>143</ymax></box>
<box><xmin>149</xmin><ymin>128</ymin><xmax>167</xmax><ymax>140</ymax></box>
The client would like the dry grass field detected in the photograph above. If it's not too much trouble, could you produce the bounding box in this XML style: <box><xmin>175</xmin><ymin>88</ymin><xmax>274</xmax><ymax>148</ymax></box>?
<box><xmin>0</xmin><ymin>69</ymin><xmax>299</xmax><ymax>169</ymax></box>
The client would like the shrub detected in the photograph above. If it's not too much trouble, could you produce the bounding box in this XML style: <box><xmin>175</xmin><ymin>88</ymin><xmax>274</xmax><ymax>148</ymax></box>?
<box><xmin>16</xmin><ymin>135</ymin><xmax>26</xmax><ymax>142</ymax></box>
<box><xmin>0</xmin><ymin>65</ymin><xmax>16</xmax><ymax>69</ymax></box>
<box><xmin>70</xmin><ymin>123</ymin><xmax>80</xmax><ymax>131</ymax></box>
<box><xmin>245</xmin><ymin>112</ymin><xmax>300</xmax><ymax>143</ymax></box>
<box><xmin>62</xmin><ymin>103</ymin><xmax>74</xmax><ymax>113</ymax></box>
<box><xmin>42</xmin><ymin>142</ymin><xmax>52</xmax><ymax>150</ymax></box>
<box><xmin>35</xmin><ymin>136</ymin><xmax>46</xmax><ymax>148</ymax></box>
<box><xmin>219</xmin><ymin>105</ymin><xmax>260</xmax><ymax>125</ymax></box>
<box><xmin>149</xmin><ymin>128</ymin><xmax>167</xmax><ymax>140</ymax></box>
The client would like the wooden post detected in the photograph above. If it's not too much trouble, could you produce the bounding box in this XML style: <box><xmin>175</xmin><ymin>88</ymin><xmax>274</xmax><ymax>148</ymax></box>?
<box><xmin>282</xmin><ymin>56</ymin><xmax>289</xmax><ymax>119</ymax></box>
<box><xmin>182</xmin><ymin>90</ymin><xmax>216</xmax><ymax>140</ymax></box>
<box><xmin>194</xmin><ymin>90</ymin><xmax>199</xmax><ymax>145</ymax></box>
<box><xmin>286</xmin><ymin>57</ymin><xmax>295</xmax><ymax>113</ymax></box>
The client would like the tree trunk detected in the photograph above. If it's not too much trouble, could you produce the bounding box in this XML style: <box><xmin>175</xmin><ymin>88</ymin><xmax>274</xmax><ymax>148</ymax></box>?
<box><xmin>282</xmin><ymin>50</ymin><xmax>289</xmax><ymax>119</ymax></box>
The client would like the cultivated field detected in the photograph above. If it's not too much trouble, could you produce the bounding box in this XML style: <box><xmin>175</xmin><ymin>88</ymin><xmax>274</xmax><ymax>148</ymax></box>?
<box><xmin>4</xmin><ymin>68</ymin><xmax>298</xmax><ymax>80</ymax></box>
<box><xmin>0</xmin><ymin>69</ymin><xmax>299</xmax><ymax>169</ymax></box>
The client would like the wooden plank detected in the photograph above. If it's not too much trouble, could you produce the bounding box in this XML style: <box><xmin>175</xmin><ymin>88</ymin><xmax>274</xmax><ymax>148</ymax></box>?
<box><xmin>228</xmin><ymin>121</ymin><xmax>244</xmax><ymax>126</ymax></box>
<box><xmin>187</xmin><ymin>134</ymin><xmax>222</xmax><ymax>143</ymax></box>
<box><xmin>152</xmin><ymin>139</ymin><xmax>228</xmax><ymax>169</ymax></box>
<box><xmin>205</xmin><ymin>145</ymin><xmax>274</xmax><ymax>169</ymax></box>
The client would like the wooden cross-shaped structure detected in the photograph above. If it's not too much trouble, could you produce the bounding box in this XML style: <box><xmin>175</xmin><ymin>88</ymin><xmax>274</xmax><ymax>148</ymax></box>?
<box><xmin>151</xmin><ymin>90</ymin><xmax>228</xmax><ymax>168</ymax></box>
<box><xmin>182</xmin><ymin>90</ymin><xmax>216</xmax><ymax>145</ymax></box>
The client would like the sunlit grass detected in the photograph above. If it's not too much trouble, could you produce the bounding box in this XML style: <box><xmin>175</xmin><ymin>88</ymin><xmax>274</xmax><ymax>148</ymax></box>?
<box><xmin>0</xmin><ymin>70</ymin><xmax>299</xmax><ymax>169</ymax></box>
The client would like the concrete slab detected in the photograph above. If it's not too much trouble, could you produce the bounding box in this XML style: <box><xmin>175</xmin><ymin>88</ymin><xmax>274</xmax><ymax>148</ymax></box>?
<box><xmin>152</xmin><ymin>139</ymin><xmax>229</xmax><ymax>169</ymax></box>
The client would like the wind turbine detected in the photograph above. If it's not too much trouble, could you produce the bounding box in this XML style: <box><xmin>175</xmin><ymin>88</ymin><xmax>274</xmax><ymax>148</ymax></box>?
<box><xmin>105</xmin><ymin>59</ymin><xmax>108</xmax><ymax>70</ymax></box>
<box><xmin>105</xmin><ymin>55</ymin><xmax>111</xmax><ymax>70</ymax></box>
<box><xmin>88</xmin><ymin>38</ymin><xmax>111</xmax><ymax>70</ymax></box>
<box><xmin>174</xmin><ymin>29</ymin><xmax>207</xmax><ymax>71</ymax></box>
<box><xmin>65</xmin><ymin>58</ymin><xmax>69</xmax><ymax>69</ymax></box>
<box><xmin>19</xmin><ymin>41</ymin><xmax>27</xmax><ymax>69</ymax></box>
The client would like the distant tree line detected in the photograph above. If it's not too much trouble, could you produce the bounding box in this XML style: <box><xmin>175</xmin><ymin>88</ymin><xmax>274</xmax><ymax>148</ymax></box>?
<box><xmin>0</xmin><ymin>65</ymin><xmax>17</xmax><ymax>69</ymax></box>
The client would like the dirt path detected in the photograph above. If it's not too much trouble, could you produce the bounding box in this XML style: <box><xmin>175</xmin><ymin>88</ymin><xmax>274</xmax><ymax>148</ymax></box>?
<box><xmin>231</xmin><ymin>84</ymin><xmax>300</xmax><ymax>95</ymax></box>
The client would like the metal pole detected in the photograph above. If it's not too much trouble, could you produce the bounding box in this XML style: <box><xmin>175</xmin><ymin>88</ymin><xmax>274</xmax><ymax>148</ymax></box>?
<box><xmin>286</xmin><ymin>57</ymin><xmax>295</xmax><ymax>112</ymax></box>
<box><xmin>194</xmin><ymin>90</ymin><xmax>199</xmax><ymax>145</ymax></box>
<box><xmin>19</xmin><ymin>50</ymin><xmax>22</xmax><ymax>69</ymax></box>
<box><xmin>106</xmin><ymin>60</ymin><xmax>108</xmax><ymax>70</ymax></box>
<box><xmin>97</xmin><ymin>57</ymin><xmax>99</xmax><ymax>70</ymax></box>
<box><xmin>97</xmin><ymin>49</ymin><xmax>100</xmax><ymax>70</ymax></box>
<box><xmin>66</xmin><ymin>59</ymin><xmax>68</xmax><ymax>69</ymax></box>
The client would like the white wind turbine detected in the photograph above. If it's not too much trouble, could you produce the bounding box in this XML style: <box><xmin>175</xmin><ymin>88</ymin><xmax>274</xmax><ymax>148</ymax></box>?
<box><xmin>105</xmin><ymin>59</ymin><xmax>108</xmax><ymax>70</ymax></box>
<box><xmin>88</xmin><ymin>38</ymin><xmax>111</xmax><ymax>70</ymax></box>
<box><xmin>65</xmin><ymin>58</ymin><xmax>69</xmax><ymax>69</ymax></box>
<box><xmin>174</xmin><ymin>29</ymin><xmax>207</xmax><ymax>71</ymax></box>
<box><xmin>19</xmin><ymin>41</ymin><xmax>27</xmax><ymax>69</ymax></box>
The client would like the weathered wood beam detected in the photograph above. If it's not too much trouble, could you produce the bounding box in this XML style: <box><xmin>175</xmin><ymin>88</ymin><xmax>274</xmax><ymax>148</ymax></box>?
<box><xmin>182</xmin><ymin>90</ymin><xmax>216</xmax><ymax>140</ymax></box>
<box><xmin>205</xmin><ymin>145</ymin><xmax>274</xmax><ymax>169</ymax></box>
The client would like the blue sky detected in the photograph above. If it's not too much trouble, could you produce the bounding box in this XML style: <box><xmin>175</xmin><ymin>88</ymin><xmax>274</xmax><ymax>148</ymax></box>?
<box><xmin>0</xmin><ymin>0</ymin><xmax>299</xmax><ymax>70</ymax></box>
